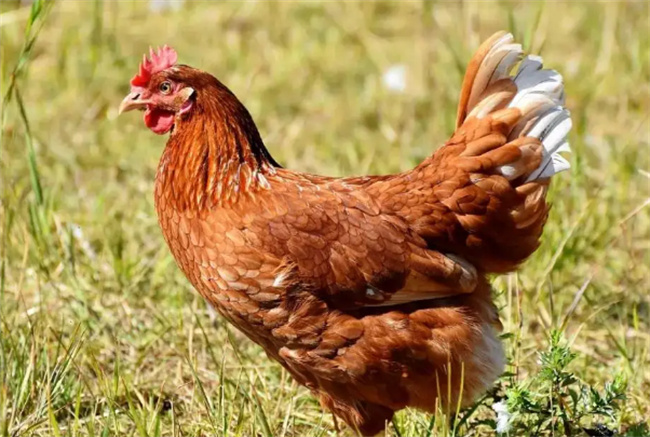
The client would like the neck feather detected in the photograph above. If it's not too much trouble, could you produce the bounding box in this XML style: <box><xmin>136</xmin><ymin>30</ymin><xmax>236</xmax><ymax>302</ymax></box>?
<box><xmin>155</xmin><ymin>80</ymin><xmax>278</xmax><ymax>212</ymax></box>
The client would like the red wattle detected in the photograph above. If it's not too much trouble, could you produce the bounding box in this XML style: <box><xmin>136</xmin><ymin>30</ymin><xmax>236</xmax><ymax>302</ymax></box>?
<box><xmin>144</xmin><ymin>108</ymin><xmax>175</xmax><ymax>135</ymax></box>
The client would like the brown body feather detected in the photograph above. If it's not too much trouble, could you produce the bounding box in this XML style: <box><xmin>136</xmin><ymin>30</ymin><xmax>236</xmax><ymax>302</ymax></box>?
<box><xmin>149</xmin><ymin>33</ymin><xmax>569</xmax><ymax>435</ymax></box>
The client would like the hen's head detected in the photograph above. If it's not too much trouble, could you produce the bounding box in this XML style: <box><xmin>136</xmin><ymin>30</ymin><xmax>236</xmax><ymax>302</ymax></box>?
<box><xmin>119</xmin><ymin>46</ymin><xmax>197</xmax><ymax>135</ymax></box>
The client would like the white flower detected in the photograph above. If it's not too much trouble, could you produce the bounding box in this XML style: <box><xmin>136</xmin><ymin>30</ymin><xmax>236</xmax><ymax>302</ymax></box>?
<box><xmin>149</xmin><ymin>0</ymin><xmax>184</xmax><ymax>13</ymax></box>
<box><xmin>492</xmin><ymin>400</ymin><xmax>512</xmax><ymax>434</ymax></box>
<box><xmin>382</xmin><ymin>64</ymin><xmax>407</xmax><ymax>93</ymax></box>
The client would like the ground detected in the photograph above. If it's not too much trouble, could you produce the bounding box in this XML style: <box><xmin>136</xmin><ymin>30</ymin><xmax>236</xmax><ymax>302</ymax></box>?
<box><xmin>1</xmin><ymin>1</ymin><xmax>649</xmax><ymax>436</ymax></box>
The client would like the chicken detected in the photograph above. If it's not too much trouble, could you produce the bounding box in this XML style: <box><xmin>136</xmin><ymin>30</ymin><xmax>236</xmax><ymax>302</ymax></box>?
<box><xmin>119</xmin><ymin>32</ymin><xmax>571</xmax><ymax>435</ymax></box>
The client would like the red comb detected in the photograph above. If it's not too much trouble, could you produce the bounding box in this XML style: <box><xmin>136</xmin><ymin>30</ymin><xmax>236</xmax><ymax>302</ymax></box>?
<box><xmin>130</xmin><ymin>45</ymin><xmax>178</xmax><ymax>87</ymax></box>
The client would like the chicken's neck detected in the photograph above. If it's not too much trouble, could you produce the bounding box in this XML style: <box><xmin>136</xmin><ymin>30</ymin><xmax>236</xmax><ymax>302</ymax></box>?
<box><xmin>155</xmin><ymin>87</ymin><xmax>279</xmax><ymax>212</ymax></box>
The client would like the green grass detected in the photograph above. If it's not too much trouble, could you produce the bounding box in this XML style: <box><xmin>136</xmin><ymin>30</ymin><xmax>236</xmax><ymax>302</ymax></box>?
<box><xmin>1</xmin><ymin>1</ymin><xmax>649</xmax><ymax>436</ymax></box>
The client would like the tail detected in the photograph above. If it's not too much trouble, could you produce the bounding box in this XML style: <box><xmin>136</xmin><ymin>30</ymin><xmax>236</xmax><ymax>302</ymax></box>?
<box><xmin>456</xmin><ymin>31</ymin><xmax>571</xmax><ymax>181</ymax></box>
<box><xmin>434</xmin><ymin>31</ymin><xmax>572</xmax><ymax>272</ymax></box>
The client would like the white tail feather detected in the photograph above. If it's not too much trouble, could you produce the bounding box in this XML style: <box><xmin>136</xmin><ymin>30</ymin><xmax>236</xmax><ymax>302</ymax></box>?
<box><xmin>507</xmin><ymin>44</ymin><xmax>572</xmax><ymax>182</ymax></box>
<box><xmin>515</xmin><ymin>55</ymin><xmax>543</xmax><ymax>77</ymax></box>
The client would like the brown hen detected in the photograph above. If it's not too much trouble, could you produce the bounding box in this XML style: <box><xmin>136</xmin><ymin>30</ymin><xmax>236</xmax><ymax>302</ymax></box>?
<box><xmin>119</xmin><ymin>32</ymin><xmax>571</xmax><ymax>435</ymax></box>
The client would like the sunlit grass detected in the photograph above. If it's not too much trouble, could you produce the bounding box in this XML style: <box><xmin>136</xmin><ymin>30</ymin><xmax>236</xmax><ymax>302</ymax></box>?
<box><xmin>1</xmin><ymin>1</ymin><xmax>649</xmax><ymax>436</ymax></box>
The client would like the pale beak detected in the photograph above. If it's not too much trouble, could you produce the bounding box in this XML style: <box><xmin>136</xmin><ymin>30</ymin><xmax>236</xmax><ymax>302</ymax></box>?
<box><xmin>119</xmin><ymin>92</ymin><xmax>151</xmax><ymax>114</ymax></box>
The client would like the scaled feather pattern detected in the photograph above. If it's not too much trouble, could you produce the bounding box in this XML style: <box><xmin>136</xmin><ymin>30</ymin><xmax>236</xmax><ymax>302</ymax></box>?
<box><xmin>124</xmin><ymin>32</ymin><xmax>571</xmax><ymax>435</ymax></box>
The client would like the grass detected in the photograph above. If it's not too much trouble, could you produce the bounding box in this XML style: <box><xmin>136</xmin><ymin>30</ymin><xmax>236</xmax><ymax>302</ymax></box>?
<box><xmin>1</xmin><ymin>0</ymin><xmax>649</xmax><ymax>435</ymax></box>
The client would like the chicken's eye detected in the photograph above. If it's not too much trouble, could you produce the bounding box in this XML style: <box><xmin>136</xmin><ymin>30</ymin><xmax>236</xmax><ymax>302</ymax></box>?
<box><xmin>159</xmin><ymin>81</ymin><xmax>172</xmax><ymax>94</ymax></box>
